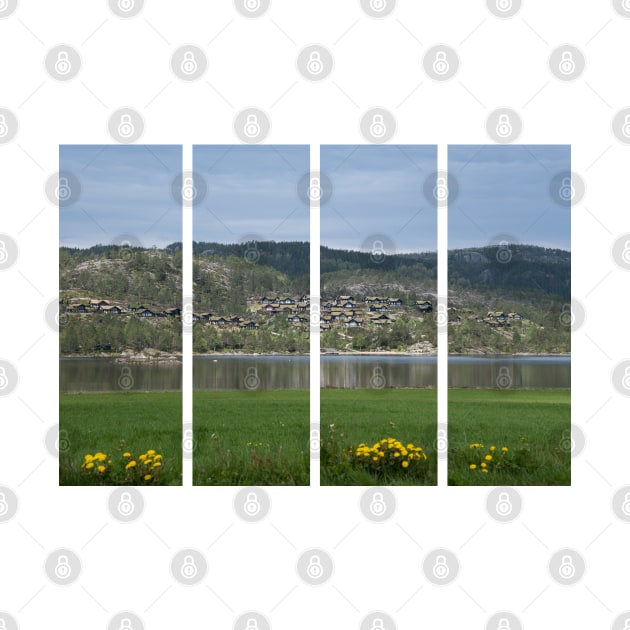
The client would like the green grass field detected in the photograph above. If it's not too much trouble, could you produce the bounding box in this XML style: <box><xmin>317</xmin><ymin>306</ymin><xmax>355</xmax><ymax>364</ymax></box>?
<box><xmin>321</xmin><ymin>388</ymin><xmax>570</xmax><ymax>486</ymax></box>
<box><xmin>321</xmin><ymin>389</ymin><xmax>438</xmax><ymax>486</ymax></box>
<box><xmin>193</xmin><ymin>390</ymin><xmax>309</xmax><ymax>485</ymax></box>
<box><xmin>448</xmin><ymin>388</ymin><xmax>570</xmax><ymax>486</ymax></box>
<box><xmin>60</xmin><ymin>392</ymin><xmax>183</xmax><ymax>485</ymax></box>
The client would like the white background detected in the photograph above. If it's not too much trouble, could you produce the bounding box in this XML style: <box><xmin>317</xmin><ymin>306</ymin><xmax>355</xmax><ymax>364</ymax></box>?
<box><xmin>0</xmin><ymin>0</ymin><xmax>628</xmax><ymax>628</ymax></box>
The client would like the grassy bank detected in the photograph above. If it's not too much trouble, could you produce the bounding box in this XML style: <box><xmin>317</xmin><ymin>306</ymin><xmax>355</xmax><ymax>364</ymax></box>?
<box><xmin>60</xmin><ymin>392</ymin><xmax>183</xmax><ymax>485</ymax></box>
<box><xmin>193</xmin><ymin>390</ymin><xmax>309</xmax><ymax>485</ymax></box>
<box><xmin>321</xmin><ymin>389</ymin><xmax>438</xmax><ymax>486</ymax></box>
<box><xmin>448</xmin><ymin>388</ymin><xmax>570</xmax><ymax>486</ymax></box>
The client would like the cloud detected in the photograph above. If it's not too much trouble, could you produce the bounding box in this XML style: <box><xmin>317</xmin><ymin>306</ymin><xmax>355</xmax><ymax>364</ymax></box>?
<box><xmin>448</xmin><ymin>145</ymin><xmax>571</xmax><ymax>250</ymax></box>
<box><xmin>60</xmin><ymin>145</ymin><xmax>182</xmax><ymax>248</ymax></box>
<box><xmin>320</xmin><ymin>145</ymin><xmax>438</xmax><ymax>253</ymax></box>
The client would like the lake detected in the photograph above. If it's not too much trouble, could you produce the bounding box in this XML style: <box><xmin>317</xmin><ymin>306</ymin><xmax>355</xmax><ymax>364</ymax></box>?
<box><xmin>60</xmin><ymin>354</ymin><xmax>570</xmax><ymax>392</ymax></box>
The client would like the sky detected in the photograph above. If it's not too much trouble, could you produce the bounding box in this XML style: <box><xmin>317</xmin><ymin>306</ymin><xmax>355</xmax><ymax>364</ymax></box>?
<box><xmin>449</xmin><ymin>145</ymin><xmax>571</xmax><ymax>251</ymax></box>
<box><xmin>193</xmin><ymin>145</ymin><xmax>310</xmax><ymax>243</ymax></box>
<box><xmin>320</xmin><ymin>145</ymin><xmax>438</xmax><ymax>253</ymax></box>
<box><xmin>59</xmin><ymin>145</ymin><xmax>182</xmax><ymax>248</ymax></box>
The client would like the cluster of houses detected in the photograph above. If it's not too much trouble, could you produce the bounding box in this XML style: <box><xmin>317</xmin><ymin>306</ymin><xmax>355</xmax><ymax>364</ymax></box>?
<box><xmin>448</xmin><ymin>307</ymin><xmax>524</xmax><ymax>327</ymax></box>
<box><xmin>192</xmin><ymin>294</ymin><xmax>312</xmax><ymax>331</ymax></box>
<box><xmin>319</xmin><ymin>295</ymin><xmax>433</xmax><ymax>332</ymax></box>
<box><xmin>64</xmin><ymin>299</ymin><xmax>181</xmax><ymax>319</ymax></box>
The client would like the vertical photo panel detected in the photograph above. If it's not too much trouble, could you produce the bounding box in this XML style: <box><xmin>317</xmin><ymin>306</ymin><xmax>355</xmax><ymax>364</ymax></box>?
<box><xmin>59</xmin><ymin>145</ymin><xmax>183</xmax><ymax>486</ymax></box>
<box><xmin>447</xmin><ymin>145</ymin><xmax>571</xmax><ymax>486</ymax></box>
<box><xmin>192</xmin><ymin>145</ymin><xmax>310</xmax><ymax>486</ymax></box>
<box><xmin>320</xmin><ymin>145</ymin><xmax>438</xmax><ymax>486</ymax></box>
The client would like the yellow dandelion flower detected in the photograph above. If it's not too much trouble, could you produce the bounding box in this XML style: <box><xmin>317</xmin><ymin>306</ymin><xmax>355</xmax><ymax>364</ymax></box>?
<box><xmin>153</xmin><ymin>461</ymin><xmax>162</xmax><ymax>467</ymax></box>
<box><xmin>144</xmin><ymin>459</ymin><xmax>152</xmax><ymax>465</ymax></box>
<box><xmin>482</xmin><ymin>469</ymin><xmax>489</xmax><ymax>473</ymax></box>
<box><xmin>144</xmin><ymin>474</ymin><xmax>151</xmax><ymax>481</ymax></box>
<box><xmin>469</xmin><ymin>464</ymin><xmax>477</xmax><ymax>470</ymax></box>
<box><xmin>94</xmin><ymin>452</ymin><xmax>107</xmax><ymax>462</ymax></box>
<box><xmin>147</xmin><ymin>449</ymin><xmax>156</xmax><ymax>456</ymax></box>
<box><xmin>97</xmin><ymin>465</ymin><xmax>106</xmax><ymax>473</ymax></box>
<box><xmin>394</xmin><ymin>452</ymin><xmax>400</xmax><ymax>457</ymax></box>
<box><xmin>402</xmin><ymin>460</ymin><xmax>409</xmax><ymax>468</ymax></box>
<box><xmin>480</xmin><ymin>462</ymin><xmax>487</xmax><ymax>468</ymax></box>
<box><xmin>84</xmin><ymin>454</ymin><xmax>94</xmax><ymax>462</ymax></box>
<box><xmin>378</xmin><ymin>451</ymin><xmax>385</xmax><ymax>458</ymax></box>
<box><xmin>138</xmin><ymin>454</ymin><xmax>147</xmax><ymax>461</ymax></box>
<box><xmin>490</xmin><ymin>446</ymin><xmax>496</xmax><ymax>451</ymax></box>
<box><xmin>372</xmin><ymin>456</ymin><xmax>379</xmax><ymax>462</ymax></box>
<box><xmin>125</xmin><ymin>460</ymin><xmax>137</xmax><ymax>469</ymax></box>
<box><xmin>86</xmin><ymin>462</ymin><xmax>95</xmax><ymax>469</ymax></box>
<box><xmin>485</xmin><ymin>455</ymin><xmax>493</xmax><ymax>461</ymax></box>
<box><xmin>123</xmin><ymin>452</ymin><xmax>131</xmax><ymax>458</ymax></box>
<box><xmin>501</xmin><ymin>447</ymin><xmax>508</xmax><ymax>452</ymax></box>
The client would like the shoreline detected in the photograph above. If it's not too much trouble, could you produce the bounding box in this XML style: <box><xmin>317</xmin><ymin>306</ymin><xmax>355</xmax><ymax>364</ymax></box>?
<box><xmin>60</xmin><ymin>350</ymin><xmax>571</xmax><ymax>360</ymax></box>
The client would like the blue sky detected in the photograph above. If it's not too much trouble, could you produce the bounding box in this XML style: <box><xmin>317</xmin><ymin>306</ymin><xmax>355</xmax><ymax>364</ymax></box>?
<box><xmin>193</xmin><ymin>145</ymin><xmax>309</xmax><ymax>243</ymax></box>
<box><xmin>59</xmin><ymin>145</ymin><xmax>182</xmax><ymax>248</ymax></box>
<box><xmin>449</xmin><ymin>145</ymin><xmax>571</xmax><ymax>251</ymax></box>
<box><xmin>320</xmin><ymin>145</ymin><xmax>438</xmax><ymax>253</ymax></box>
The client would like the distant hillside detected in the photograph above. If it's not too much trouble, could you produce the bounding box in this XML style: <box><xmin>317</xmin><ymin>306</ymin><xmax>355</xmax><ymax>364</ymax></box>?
<box><xmin>321</xmin><ymin>243</ymin><xmax>570</xmax><ymax>354</ymax></box>
<box><xmin>193</xmin><ymin>241</ymin><xmax>309</xmax><ymax>279</ymax></box>
<box><xmin>321</xmin><ymin>246</ymin><xmax>437</xmax><ymax>301</ymax></box>
<box><xmin>60</xmin><ymin>245</ymin><xmax>182</xmax><ymax>308</ymax></box>
<box><xmin>193</xmin><ymin>242</ymin><xmax>309</xmax><ymax>314</ymax></box>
